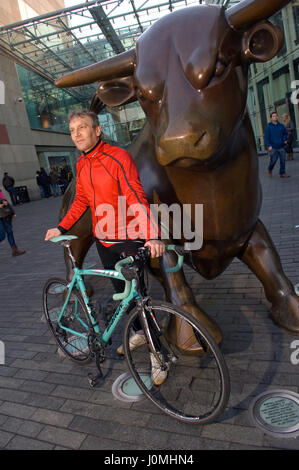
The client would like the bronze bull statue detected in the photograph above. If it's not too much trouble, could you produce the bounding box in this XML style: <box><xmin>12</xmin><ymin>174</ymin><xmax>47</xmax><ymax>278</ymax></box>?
<box><xmin>55</xmin><ymin>0</ymin><xmax>299</xmax><ymax>351</ymax></box>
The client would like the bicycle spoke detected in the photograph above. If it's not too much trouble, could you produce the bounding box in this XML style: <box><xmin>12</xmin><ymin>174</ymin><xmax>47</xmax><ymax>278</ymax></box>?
<box><xmin>43</xmin><ymin>278</ymin><xmax>92</xmax><ymax>365</ymax></box>
<box><xmin>124</xmin><ymin>302</ymin><xmax>230</xmax><ymax>424</ymax></box>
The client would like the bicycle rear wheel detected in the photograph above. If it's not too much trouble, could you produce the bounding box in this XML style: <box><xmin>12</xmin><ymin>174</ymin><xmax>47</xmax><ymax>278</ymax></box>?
<box><xmin>123</xmin><ymin>301</ymin><xmax>230</xmax><ymax>424</ymax></box>
<box><xmin>43</xmin><ymin>278</ymin><xmax>92</xmax><ymax>365</ymax></box>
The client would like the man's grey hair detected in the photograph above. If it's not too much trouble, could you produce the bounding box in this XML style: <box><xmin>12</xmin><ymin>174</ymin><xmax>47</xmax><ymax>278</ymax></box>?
<box><xmin>67</xmin><ymin>109</ymin><xmax>100</xmax><ymax>128</ymax></box>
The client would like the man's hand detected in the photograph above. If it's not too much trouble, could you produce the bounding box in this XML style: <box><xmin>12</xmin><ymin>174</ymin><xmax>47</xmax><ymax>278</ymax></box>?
<box><xmin>144</xmin><ymin>239</ymin><xmax>165</xmax><ymax>258</ymax></box>
<box><xmin>45</xmin><ymin>228</ymin><xmax>62</xmax><ymax>241</ymax></box>
<box><xmin>268</xmin><ymin>146</ymin><xmax>273</xmax><ymax>151</ymax></box>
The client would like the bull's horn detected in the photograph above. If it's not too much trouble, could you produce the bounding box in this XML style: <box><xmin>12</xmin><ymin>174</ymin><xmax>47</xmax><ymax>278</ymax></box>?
<box><xmin>55</xmin><ymin>49</ymin><xmax>136</xmax><ymax>88</ymax></box>
<box><xmin>226</xmin><ymin>0</ymin><xmax>290</xmax><ymax>31</ymax></box>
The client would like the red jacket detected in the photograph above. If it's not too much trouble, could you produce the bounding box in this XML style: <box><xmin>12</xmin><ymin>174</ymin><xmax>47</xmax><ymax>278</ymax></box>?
<box><xmin>58</xmin><ymin>140</ymin><xmax>159</xmax><ymax>244</ymax></box>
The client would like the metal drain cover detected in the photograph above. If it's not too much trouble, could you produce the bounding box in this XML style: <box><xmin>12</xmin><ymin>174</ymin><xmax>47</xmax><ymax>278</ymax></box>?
<box><xmin>249</xmin><ymin>389</ymin><xmax>299</xmax><ymax>439</ymax></box>
<box><xmin>112</xmin><ymin>371</ymin><xmax>152</xmax><ymax>403</ymax></box>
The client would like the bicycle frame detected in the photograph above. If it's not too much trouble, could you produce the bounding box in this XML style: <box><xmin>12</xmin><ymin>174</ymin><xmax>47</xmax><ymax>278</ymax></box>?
<box><xmin>56</xmin><ymin>266</ymin><xmax>140</xmax><ymax>346</ymax></box>
<box><xmin>50</xmin><ymin>238</ymin><xmax>184</xmax><ymax>350</ymax></box>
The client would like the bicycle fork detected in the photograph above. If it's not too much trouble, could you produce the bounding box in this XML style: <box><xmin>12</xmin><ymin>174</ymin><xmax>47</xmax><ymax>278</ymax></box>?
<box><xmin>137</xmin><ymin>299</ymin><xmax>177</xmax><ymax>371</ymax></box>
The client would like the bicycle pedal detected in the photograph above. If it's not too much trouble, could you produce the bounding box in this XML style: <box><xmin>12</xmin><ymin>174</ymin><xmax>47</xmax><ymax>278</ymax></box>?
<box><xmin>87</xmin><ymin>372</ymin><xmax>103</xmax><ymax>388</ymax></box>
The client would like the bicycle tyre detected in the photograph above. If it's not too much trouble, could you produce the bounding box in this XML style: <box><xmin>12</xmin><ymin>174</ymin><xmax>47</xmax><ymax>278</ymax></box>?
<box><xmin>43</xmin><ymin>277</ymin><xmax>92</xmax><ymax>365</ymax></box>
<box><xmin>123</xmin><ymin>301</ymin><xmax>230</xmax><ymax>424</ymax></box>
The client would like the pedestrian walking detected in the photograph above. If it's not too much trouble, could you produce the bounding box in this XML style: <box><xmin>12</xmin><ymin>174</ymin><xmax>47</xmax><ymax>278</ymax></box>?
<box><xmin>2</xmin><ymin>172</ymin><xmax>18</xmax><ymax>205</ymax></box>
<box><xmin>282</xmin><ymin>114</ymin><xmax>296</xmax><ymax>161</ymax></box>
<box><xmin>264</xmin><ymin>111</ymin><xmax>289</xmax><ymax>178</ymax></box>
<box><xmin>0</xmin><ymin>188</ymin><xmax>25</xmax><ymax>256</ymax></box>
<box><xmin>36</xmin><ymin>171</ymin><xmax>45</xmax><ymax>198</ymax></box>
<box><xmin>39</xmin><ymin>168</ymin><xmax>51</xmax><ymax>198</ymax></box>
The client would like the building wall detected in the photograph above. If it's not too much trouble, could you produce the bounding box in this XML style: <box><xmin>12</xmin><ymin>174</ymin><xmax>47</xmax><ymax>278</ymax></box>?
<box><xmin>247</xmin><ymin>1</ymin><xmax>299</xmax><ymax>150</ymax></box>
<box><xmin>0</xmin><ymin>0</ymin><xmax>76</xmax><ymax>201</ymax></box>
<box><xmin>0</xmin><ymin>1</ymin><xmax>65</xmax><ymax>26</ymax></box>
<box><xmin>0</xmin><ymin>51</ymin><xmax>73</xmax><ymax>200</ymax></box>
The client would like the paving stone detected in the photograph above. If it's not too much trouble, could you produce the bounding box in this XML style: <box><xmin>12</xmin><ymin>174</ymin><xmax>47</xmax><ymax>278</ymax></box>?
<box><xmin>51</xmin><ymin>384</ymin><xmax>94</xmax><ymax>401</ymax></box>
<box><xmin>0</xmin><ymin>414</ymin><xmax>8</xmax><ymax>427</ymax></box>
<box><xmin>0</xmin><ymin>155</ymin><xmax>299</xmax><ymax>450</ymax></box>
<box><xmin>43</xmin><ymin>371</ymin><xmax>92</xmax><ymax>388</ymax></box>
<box><xmin>0</xmin><ymin>402</ymin><xmax>37</xmax><ymax>419</ymax></box>
<box><xmin>69</xmin><ymin>414</ymin><xmax>169</xmax><ymax>449</ymax></box>
<box><xmin>22</xmin><ymin>393</ymin><xmax>65</xmax><ymax>410</ymax></box>
<box><xmin>167</xmin><ymin>434</ymin><xmax>230</xmax><ymax>450</ymax></box>
<box><xmin>0</xmin><ymin>376</ymin><xmax>25</xmax><ymax>389</ymax></box>
<box><xmin>19</xmin><ymin>380</ymin><xmax>56</xmax><ymax>395</ymax></box>
<box><xmin>145</xmin><ymin>413</ymin><xmax>204</xmax><ymax>437</ymax></box>
<box><xmin>37</xmin><ymin>425</ymin><xmax>86</xmax><ymax>450</ymax></box>
<box><xmin>30</xmin><ymin>408</ymin><xmax>74</xmax><ymax>427</ymax></box>
<box><xmin>14</xmin><ymin>369</ymin><xmax>49</xmax><ymax>381</ymax></box>
<box><xmin>0</xmin><ymin>416</ymin><xmax>25</xmax><ymax>433</ymax></box>
<box><xmin>262</xmin><ymin>435</ymin><xmax>299</xmax><ymax>450</ymax></box>
<box><xmin>229</xmin><ymin>443</ymin><xmax>273</xmax><ymax>450</ymax></box>
<box><xmin>80</xmin><ymin>435</ymin><xmax>142</xmax><ymax>450</ymax></box>
<box><xmin>0</xmin><ymin>388</ymin><xmax>29</xmax><ymax>403</ymax></box>
<box><xmin>5</xmin><ymin>435</ymin><xmax>54</xmax><ymax>450</ymax></box>
<box><xmin>0</xmin><ymin>430</ymin><xmax>13</xmax><ymax>448</ymax></box>
<box><xmin>0</xmin><ymin>366</ymin><xmax>18</xmax><ymax>377</ymax></box>
<box><xmin>15</xmin><ymin>420</ymin><xmax>44</xmax><ymax>438</ymax></box>
<box><xmin>201</xmin><ymin>423</ymin><xmax>264</xmax><ymax>447</ymax></box>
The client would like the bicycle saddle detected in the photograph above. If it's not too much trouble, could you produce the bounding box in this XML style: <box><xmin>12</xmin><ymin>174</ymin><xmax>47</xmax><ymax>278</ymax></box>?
<box><xmin>49</xmin><ymin>235</ymin><xmax>78</xmax><ymax>243</ymax></box>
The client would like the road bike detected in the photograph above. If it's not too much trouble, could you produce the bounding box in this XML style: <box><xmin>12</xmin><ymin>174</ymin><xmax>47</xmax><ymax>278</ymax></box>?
<box><xmin>43</xmin><ymin>235</ymin><xmax>230</xmax><ymax>424</ymax></box>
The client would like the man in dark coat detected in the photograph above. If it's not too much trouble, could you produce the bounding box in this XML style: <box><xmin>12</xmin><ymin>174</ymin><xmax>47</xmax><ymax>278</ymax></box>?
<box><xmin>2</xmin><ymin>172</ymin><xmax>17</xmax><ymax>205</ymax></box>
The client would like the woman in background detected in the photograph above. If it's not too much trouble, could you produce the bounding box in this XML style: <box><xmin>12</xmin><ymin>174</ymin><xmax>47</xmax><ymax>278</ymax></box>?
<box><xmin>0</xmin><ymin>188</ymin><xmax>25</xmax><ymax>257</ymax></box>
<box><xmin>282</xmin><ymin>114</ymin><xmax>296</xmax><ymax>161</ymax></box>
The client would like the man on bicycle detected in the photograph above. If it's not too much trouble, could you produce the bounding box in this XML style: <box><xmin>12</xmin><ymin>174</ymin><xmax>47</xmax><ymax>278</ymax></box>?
<box><xmin>45</xmin><ymin>109</ymin><xmax>166</xmax><ymax>384</ymax></box>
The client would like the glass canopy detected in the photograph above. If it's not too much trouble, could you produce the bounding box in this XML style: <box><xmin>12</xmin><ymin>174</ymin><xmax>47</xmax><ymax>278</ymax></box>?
<box><xmin>0</xmin><ymin>0</ymin><xmax>241</xmax><ymax>138</ymax></box>
<box><xmin>0</xmin><ymin>0</ymin><xmax>240</xmax><ymax>102</ymax></box>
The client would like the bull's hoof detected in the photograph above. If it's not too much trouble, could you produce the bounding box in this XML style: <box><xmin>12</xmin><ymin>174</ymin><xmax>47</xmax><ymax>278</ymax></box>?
<box><xmin>269</xmin><ymin>294</ymin><xmax>299</xmax><ymax>335</ymax></box>
<box><xmin>166</xmin><ymin>304</ymin><xmax>222</xmax><ymax>356</ymax></box>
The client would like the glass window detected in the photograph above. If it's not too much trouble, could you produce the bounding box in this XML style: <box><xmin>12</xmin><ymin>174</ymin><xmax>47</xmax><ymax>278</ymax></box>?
<box><xmin>16</xmin><ymin>64</ymin><xmax>87</xmax><ymax>133</ymax></box>
<box><xmin>293</xmin><ymin>5</ymin><xmax>299</xmax><ymax>41</ymax></box>
<box><xmin>257</xmin><ymin>78</ymin><xmax>269</xmax><ymax>132</ymax></box>
<box><xmin>98</xmin><ymin>101</ymin><xmax>146</xmax><ymax>147</ymax></box>
<box><xmin>271</xmin><ymin>11</ymin><xmax>287</xmax><ymax>56</ymax></box>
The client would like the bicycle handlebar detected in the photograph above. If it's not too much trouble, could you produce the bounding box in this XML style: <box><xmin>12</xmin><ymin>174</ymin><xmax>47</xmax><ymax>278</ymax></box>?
<box><xmin>113</xmin><ymin>244</ymin><xmax>189</xmax><ymax>300</ymax></box>
<box><xmin>48</xmin><ymin>237</ymin><xmax>189</xmax><ymax>300</ymax></box>
<box><xmin>165</xmin><ymin>244</ymin><xmax>190</xmax><ymax>273</ymax></box>
<box><xmin>113</xmin><ymin>256</ymin><xmax>135</xmax><ymax>301</ymax></box>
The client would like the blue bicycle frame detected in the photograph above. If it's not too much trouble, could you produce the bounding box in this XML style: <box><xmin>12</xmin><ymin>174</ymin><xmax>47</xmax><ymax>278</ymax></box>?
<box><xmin>56</xmin><ymin>262</ymin><xmax>138</xmax><ymax>346</ymax></box>
<box><xmin>50</xmin><ymin>236</ymin><xmax>184</xmax><ymax>348</ymax></box>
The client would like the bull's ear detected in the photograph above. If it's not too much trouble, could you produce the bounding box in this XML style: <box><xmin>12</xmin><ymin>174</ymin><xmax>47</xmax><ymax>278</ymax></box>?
<box><xmin>90</xmin><ymin>93</ymin><xmax>106</xmax><ymax>113</ymax></box>
<box><xmin>96</xmin><ymin>76</ymin><xmax>137</xmax><ymax>107</ymax></box>
<box><xmin>242</xmin><ymin>20</ymin><xmax>284</xmax><ymax>63</ymax></box>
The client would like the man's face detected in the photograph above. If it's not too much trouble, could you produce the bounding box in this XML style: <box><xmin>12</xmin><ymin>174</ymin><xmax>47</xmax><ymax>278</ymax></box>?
<box><xmin>69</xmin><ymin>115</ymin><xmax>101</xmax><ymax>153</ymax></box>
<box><xmin>271</xmin><ymin>113</ymin><xmax>279</xmax><ymax>124</ymax></box>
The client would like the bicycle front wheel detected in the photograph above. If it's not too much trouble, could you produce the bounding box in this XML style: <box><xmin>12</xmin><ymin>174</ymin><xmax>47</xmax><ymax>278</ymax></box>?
<box><xmin>123</xmin><ymin>301</ymin><xmax>230</xmax><ymax>424</ymax></box>
<box><xmin>43</xmin><ymin>278</ymin><xmax>92</xmax><ymax>365</ymax></box>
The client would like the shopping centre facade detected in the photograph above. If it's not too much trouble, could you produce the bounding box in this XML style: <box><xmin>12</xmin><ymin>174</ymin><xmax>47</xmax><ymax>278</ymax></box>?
<box><xmin>0</xmin><ymin>0</ymin><xmax>298</xmax><ymax>200</ymax></box>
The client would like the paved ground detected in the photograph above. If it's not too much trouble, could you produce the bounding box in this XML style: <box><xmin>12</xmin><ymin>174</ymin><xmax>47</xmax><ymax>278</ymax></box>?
<box><xmin>0</xmin><ymin>155</ymin><xmax>298</xmax><ymax>451</ymax></box>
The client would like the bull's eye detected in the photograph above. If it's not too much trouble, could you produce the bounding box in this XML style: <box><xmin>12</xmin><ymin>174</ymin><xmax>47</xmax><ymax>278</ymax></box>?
<box><xmin>215</xmin><ymin>60</ymin><xmax>226</xmax><ymax>77</ymax></box>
